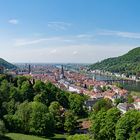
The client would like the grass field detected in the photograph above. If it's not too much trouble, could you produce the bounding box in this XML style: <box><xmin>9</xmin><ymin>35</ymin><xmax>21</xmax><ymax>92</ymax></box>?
<box><xmin>1</xmin><ymin>133</ymin><xmax>67</xmax><ymax>140</ymax></box>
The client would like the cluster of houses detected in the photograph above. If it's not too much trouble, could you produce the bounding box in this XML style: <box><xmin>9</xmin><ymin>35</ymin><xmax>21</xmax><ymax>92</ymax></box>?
<box><xmin>117</xmin><ymin>98</ymin><xmax>140</xmax><ymax>114</ymax></box>
<box><xmin>18</xmin><ymin>65</ymin><xmax>140</xmax><ymax>114</ymax></box>
<box><xmin>28</xmin><ymin>67</ymin><xmax>138</xmax><ymax>113</ymax></box>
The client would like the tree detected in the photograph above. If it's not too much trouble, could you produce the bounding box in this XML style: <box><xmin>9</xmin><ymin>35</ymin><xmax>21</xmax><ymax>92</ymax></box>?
<box><xmin>14</xmin><ymin>101</ymin><xmax>31</xmax><ymax>133</ymax></box>
<box><xmin>127</xmin><ymin>95</ymin><xmax>134</xmax><ymax>103</ymax></box>
<box><xmin>116</xmin><ymin>110</ymin><xmax>140</xmax><ymax>140</ymax></box>
<box><xmin>64</xmin><ymin>110</ymin><xmax>77</xmax><ymax>133</ymax></box>
<box><xmin>93</xmin><ymin>98</ymin><xmax>112</xmax><ymax>113</ymax></box>
<box><xmin>114</xmin><ymin>96</ymin><xmax>125</xmax><ymax>105</ymax></box>
<box><xmin>45</xmin><ymin>82</ymin><xmax>58</xmax><ymax>104</ymax></box>
<box><xmin>55</xmin><ymin>91</ymin><xmax>69</xmax><ymax>108</ymax></box>
<box><xmin>33</xmin><ymin>92</ymin><xmax>49</xmax><ymax>105</ymax></box>
<box><xmin>90</xmin><ymin>108</ymin><xmax>121</xmax><ymax>140</ymax></box>
<box><xmin>17</xmin><ymin>76</ymin><xmax>28</xmax><ymax>88</ymax></box>
<box><xmin>9</xmin><ymin>85</ymin><xmax>21</xmax><ymax>102</ymax></box>
<box><xmin>49</xmin><ymin>101</ymin><xmax>64</xmax><ymax>130</ymax></box>
<box><xmin>33</xmin><ymin>80</ymin><xmax>46</xmax><ymax>93</ymax></box>
<box><xmin>5</xmin><ymin>101</ymin><xmax>55</xmax><ymax>136</ymax></box>
<box><xmin>0</xmin><ymin>80</ymin><xmax>10</xmax><ymax>102</ymax></box>
<box><xmin>100</xmin><ymin>108</ymin><xmax>121</xmax><ymax>140</ymax></box>
<box><xmin>0</xmin><ymin>120</ymin><xmax>6</xmax><ymax>136</ymax></box>
<box><xmin>4</xmin><ymin>114</ymin><xmax>22</xmax><ymax>133</ymax></box>
<box><xmin>20</xmin><ymin>81</ymin><xmax>34</xmax><ymax>101</ymax></box>
<box><xmin>68</xmin><ymin>94</ymin><xmax>85</xmax><ymax>116</ymax></box>
<box><xmin>90</xmin><ymin>109</ymin><xmax>106</xmax><ymax>140</ymax></box>
<box><xmin>29</xmin><ymin>101</ymin><xmax>54</xmax><ymax>136</ymax></box>
<box><xmin>2</xmin><ymin>99</ymin><xmax>17</xmax><ymax>115</ymax></box>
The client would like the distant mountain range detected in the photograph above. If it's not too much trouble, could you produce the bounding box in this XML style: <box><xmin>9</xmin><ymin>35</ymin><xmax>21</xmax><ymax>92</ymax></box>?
<box><xmin>89</xmin><ymin>47</ymin><xmax>140</xmax><ymax>76</ymax></box>
<box><xmin>0</xmin><ymin>58</ymin><xmax>16</xmax><ymax>69</ymax></box>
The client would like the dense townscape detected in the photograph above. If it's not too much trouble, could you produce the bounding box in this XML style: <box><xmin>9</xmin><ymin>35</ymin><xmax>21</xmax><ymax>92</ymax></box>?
<box><xmin>18</xmin><ymin>64</ymin><xmax>140</xmax><ymax>113</ymax></box>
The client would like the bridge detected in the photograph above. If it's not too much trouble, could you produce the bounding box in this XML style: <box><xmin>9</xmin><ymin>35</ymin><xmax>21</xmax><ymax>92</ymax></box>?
<box><xmin>99</xmin><ymin>79</ymin><xmax>135</xmax><ymax>83</ymax></box>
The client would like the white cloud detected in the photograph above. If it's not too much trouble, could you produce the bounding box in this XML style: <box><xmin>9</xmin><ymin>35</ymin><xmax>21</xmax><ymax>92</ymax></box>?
<box><xmin>50</xmin><ymin>49</ymin><xmax>57</xmax><ymax>54</ymax></box>
<box><xmin>47</xmin><ymin>21</ymin><xmax>71</xmax><ymax>31</ymax></box>
<box><xmin>99</xmin><ymin>29</ymin><xmax>140</xmax><ymax>39</ymax></box>
<box><xmin>8</xmin><ymin>19</ymin><xmax>19</xmax><ymax>25</ymax></box>
<box><xmin>76</xmin><ymin>34</ymin><xmax>93</xmax><ymax>39</ymax></box>
<box><xmin>72</xmin><ymin>51</ymin><xmax>78</xmax><ymax>55</ymax></box>
<box><xmin>14</xmin><ymin>37</ymin><xmax>62</xmax><ymax>46</ymax></box>
<box><xmin>13</xmin><ymin>33</ymin><xmax>94</xmax><ymax>47</ymax></box>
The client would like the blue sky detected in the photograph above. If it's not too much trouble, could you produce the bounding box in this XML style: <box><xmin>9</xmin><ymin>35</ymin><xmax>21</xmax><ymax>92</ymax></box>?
<box><xmin>0</xmin><ymin>0</ymin><xmax>140</xmax><ymax>63</ymax></box>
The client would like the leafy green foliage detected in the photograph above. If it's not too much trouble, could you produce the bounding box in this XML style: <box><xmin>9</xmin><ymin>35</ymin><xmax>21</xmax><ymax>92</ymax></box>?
<box><xmin>0</xmin><ymin>75</ymin><xmax>86</xmax><ymax>136</ymax></box>
<box><xmin>90</xmin><ymin>109</ymin><xmax>107</xmax><ymax>140</ymax></box>
<box><xmin>93</xmin><ymin>98</ymin><xmax>112</xmax><ymax>113</ymax></box>
<box><xmin>49</xmin><ymin>101</ymin><xmax>64</xmax><ymax>130</ymax></box>
<box><xmin>0</xmin><ymin>120</ymin><xmax>6</xmax><ymax>136</ymax></box>
<box><xmin>116</xmin><ymin>110</ymin><xmax>140</xmax><ymax>140</ymax></box>
<box><xmin>28</xmin><ymin>102</ymin><xmax>54</xmax><ymax>136</ymax></box>
<box><xmin>90</xmin><ymin>108</ymin><xmax>140</xmax><ymax>140</ymax></box>
<box><xmin>101</xmin><ymin>108</ymin><xmax>121</xmax><ymax>140</ymax></box>
<box><xmin>64</xmin><ymin>110</ymin><xmax>77</xmax><ymax>133</ymax></box>
<box><xmin>90</xmin><ymin>108</ymin><xmax>121</xmax><ymax>140</ymax></box>
<box><xmin>114</xmin><ymin>97</ymin><xmax>125</xmax><ymax>105</ymax></box>
<box><xmin>5</xmin><ymin>101</ymin><xmax>55</xmax><ymax>136</ymax></box>
<box><xmin>127</xmin><ymin>95</ymin><xmax>134</xmax><ymax>103</ymax></box>
<box><xmin>20</xmin><ymin>81</ymin><xmax>34</xmax><ymax>101</ymax></box>
<box><xmin>68</xmin><ymin>93</ymin><xmax>86</xmax><ymax>116</ymax></box>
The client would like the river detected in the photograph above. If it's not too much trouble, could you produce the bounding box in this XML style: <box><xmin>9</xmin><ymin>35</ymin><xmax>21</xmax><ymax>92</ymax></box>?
<box><xmin>90</xmin><ymin>73</ymin><xmax>140</xmax><ymax>92</ymax></box>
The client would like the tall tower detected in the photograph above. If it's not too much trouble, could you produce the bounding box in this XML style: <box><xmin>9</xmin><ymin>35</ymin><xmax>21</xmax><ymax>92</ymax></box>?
<box><xmin>28</xmin><ymin>64</ymin><xmax>31</xmax><ymax>74</ymax></box>
<box><xmin>93</xmin><ymin>75</ymin><xmax>96</xmax><ymax>81</ymax></box>
<box><xmin>60</xmin><ymin>65</ymin><xmax>65</xmax><ymax>79</ymax></box>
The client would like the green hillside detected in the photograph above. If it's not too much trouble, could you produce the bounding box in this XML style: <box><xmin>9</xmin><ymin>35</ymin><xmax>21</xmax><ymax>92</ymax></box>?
<box><xmin>89</xmin><ymin>47</ymin><xmax>140</xmax><ymax>75</ymax></box>
<box><xmin>0</xmin><ymin>58</ymin><xmax>16</xmax><ymax>69</ymax></box>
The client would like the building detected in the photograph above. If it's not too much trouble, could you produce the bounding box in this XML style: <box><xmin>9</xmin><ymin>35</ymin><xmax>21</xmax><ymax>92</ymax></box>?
<box><xmin>28</xmin><ymin>64</ymin><xmax>31</xmax><ymax>74</ymax></box>
<box><xmin>117</xmin><ymin>103</ymin><xmax>135</xmax><ymax>114</ymax></box>
<box><xmin>0</xmin><ymin>66</ymin><xmax>4</xmax><ymax>74</ymax></box>
<box><xmin>133</xmin><ymin>98</ymin><xmax>140</xmax><ymax>110</ymax></box>
<box><xmin>60</xmin><ymin>65</ymin><xmax>65</xmax><ymax>79</ymax></box>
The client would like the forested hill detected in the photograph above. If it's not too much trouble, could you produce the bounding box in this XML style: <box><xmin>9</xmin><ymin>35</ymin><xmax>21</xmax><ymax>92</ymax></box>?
<box><xmin>89</xmin><ymin>47</ymin><xmax>140</xmax><ymax>75</ymax></box>
<box><xmin>0</xmin><ymin>58</ymin><xmax>16</xmax><ymax>69</ymax></box>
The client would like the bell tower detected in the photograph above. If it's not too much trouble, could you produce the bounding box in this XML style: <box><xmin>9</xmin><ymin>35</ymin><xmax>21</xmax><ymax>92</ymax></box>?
<box><xmin>60</xmin><ymin>65</ymin><xmax>65</xmax><ymax>79</ymax></box>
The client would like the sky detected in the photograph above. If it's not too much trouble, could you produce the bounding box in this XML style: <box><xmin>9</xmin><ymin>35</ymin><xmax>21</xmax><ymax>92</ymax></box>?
<box><xmin>0</xmin><ymin>0</ymin><xmax>140</xmax><ymax>63</ymax></box>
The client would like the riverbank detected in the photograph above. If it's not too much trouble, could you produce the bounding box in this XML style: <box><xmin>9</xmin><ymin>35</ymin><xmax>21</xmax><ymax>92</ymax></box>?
<box><xmin>90</xmin><ymin>71</ymin><xmax>140</xmax><ymax>82</ymax></box>
<box><xmin>87</xmin><ymin>72</ymin><xmax>140</xmax><ymax>92</ymax></box>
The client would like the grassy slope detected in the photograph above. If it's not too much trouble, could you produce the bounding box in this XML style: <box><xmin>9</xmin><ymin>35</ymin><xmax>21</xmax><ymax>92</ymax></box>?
<box><xmin>4</xmin><ymin>133</ymin><xmax>49</xmax><ymax>140</ymax></box>
<box><xmin>2</xmin><ymin>133</ymin><xmax>67</xmax><ymax>140</ymax></box>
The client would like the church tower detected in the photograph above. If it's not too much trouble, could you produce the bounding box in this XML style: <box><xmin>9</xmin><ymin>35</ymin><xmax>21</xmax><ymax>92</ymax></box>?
<box><xmin>60</xmin><ymin>65</ymin><xmax>65</xmax><ymax>79</ymax></box>
<box><xmin>28</xmin><ymin>64</ymin><xmax>31</xmax><ymax>74</ymax></box>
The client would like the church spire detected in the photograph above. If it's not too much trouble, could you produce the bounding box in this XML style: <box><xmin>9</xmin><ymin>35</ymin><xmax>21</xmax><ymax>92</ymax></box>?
<box><xmin>60</xmin><ymin>65</ymin><xmax>65</xmax><ymax>79</ymax></box>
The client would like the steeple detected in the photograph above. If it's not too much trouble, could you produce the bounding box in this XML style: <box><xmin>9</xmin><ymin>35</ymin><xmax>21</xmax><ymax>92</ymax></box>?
<box><xmin>61</xmin><ymin>65</ymin><xmax>64</xmax><ymax>74</ymax></box>
<box><xmin>28</xmin><ymin>64</ymin><xmax>31</xmax><ymax>74</ymax></box>
<box><xmin>60</xmin><ymin>65</ymin><xmax>65</xmax><ymax>79</ymax></box>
